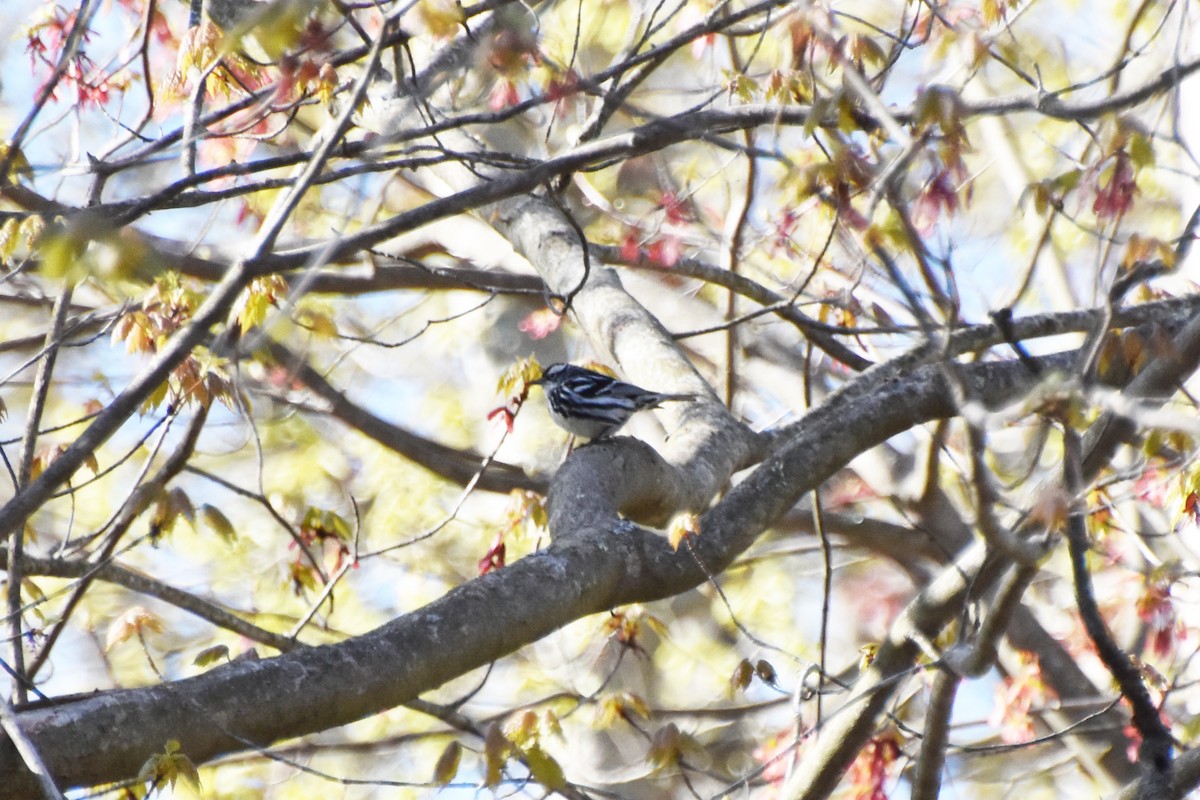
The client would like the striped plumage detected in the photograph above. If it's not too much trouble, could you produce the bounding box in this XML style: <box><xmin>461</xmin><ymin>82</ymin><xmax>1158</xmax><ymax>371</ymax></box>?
<box><xmin>531</xmin><ymin>363</ymin><xmax>694</xmax><ymax>440</ymax></box>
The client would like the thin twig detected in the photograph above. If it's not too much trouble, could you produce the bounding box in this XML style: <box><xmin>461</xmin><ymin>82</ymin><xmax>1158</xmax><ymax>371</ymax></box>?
<box><xmin>8</xmin><ymin>289</ymin><xmax>72</xmax><ymax>702</ymax></box>
<box><xmin>25</xmin><ymin>407</ymin><xmax>207</xmax><ymax>682</ymax></box>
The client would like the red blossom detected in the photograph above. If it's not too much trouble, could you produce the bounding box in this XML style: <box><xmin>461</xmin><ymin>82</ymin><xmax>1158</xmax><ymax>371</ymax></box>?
<box><xmin>752</xmin><ymin>728</ymin><xmax>800</xmax><ymax>794</ymax></box>
<box><xmin>1132</xmin><ymin>469</ymin><xmax>1169</xmax><ymax>506</ymax></box>
<box><xmin>66</xmin><ymin>57</ymin><xmax>116</xmax><ymax>108</ymax></box>
<box><xmin>488</xmin><ymin>79</ymin><xmax>520</xmax><ymax>110</ymax></box>
<box><xmin>235</xmin><ymin>200</ymin><xmax>264</xmax><ymax>228</ymax></box>
<box><xmin>478</xmin><ymin>532</ymin><xmax>506</xmax><ymax>574</ymax></box>
<box><xmin>26</xmin><ymin>7</ymin><xmax>83</xmax><ymax>63</ymax></box>
<box><xmin>678</xmin><ymin>6</ymin><xmax>716</xmax><ymax>59</ymax></box>
<box><xmin>299</xmin><ymin>18</ymin><xmax>333</xmax><ymax>54</ymax></box>
<box><xmin>658</xmin><ymin>191</ymin><xmax>691</xmax><ymax>224</ymax></box>
<box><xmin>646</xmin><ymin>236</ymin><xmax>681</xmax><ymax>268</ymax></box>
<box><xmin>274</xmin><ymin>55</ymin><xmax>301</xmax><ymax>104</ymax></box>
<box><xmin>27</xmin><ymin>21</ymin><xmax>122</xmax><ymax>109</ymax></box>
<box><xmin>25</xmin><ymin>7</ymin><xmax>125</xmax><ymax>109</ymax></box>
<box><xmin>518</xmin><ymin>307</ymin><xmax>562</xmax><ymax>339</ymax></box>
<box><xmin>619</xmin><ymin>232</ymin><xmax>641</xmax><ymax>262</ymax></box>
<box><xmin>847</xmin><ymin>733</ymin><xmax>901</xmax><ymax>800</ymax></box>
<box><xmin>770</xmin><ymin>209</ymin><xmax>800</xmax><ymax>254</ymax></box>
<box><xmin>834</xmin><ymin>195</ymin><xmax>870</xmax><ymax>230</ymax></box>
<box><xmin>150</xmin><ymin>13</ymin><xmax>173</xmax><ymax>44</ymax></box>
<box><xmin>546</xmin><ymin>70</ymin><xmax>580</xmax><ymax>104</ymax></box>
<box><xmin>487</xmin><ymin>406</ymin><xmax>516</xmax><ymax>433</ymax></box>
<box><xmin>1137</xmin><ymin>580</ymin><xmax>1183</xmax><ymax>659</ymax></box>
<box><xmin>115</xmin><ymin>0</ymin><xmax>172</xmax><ymax>44</ymax></box>
<box><xmin>1124</xmin><ymin>720</ymin><xmax>1140</xmax><ymax>762</ymax></box>
<box><xmin>1183</xmin><ymin>491</ymin><xmax>1200</xmax><ymax>525</ymax></box>
<box><xmin>824</xmin><ymin>472</ymin><xmax>876</xmax><ymax>508</ymax></box>
<box><xmin>1123</xmin><ymin>705</ymin><xmax>1173</xmax><ymax>763</ymax></box>
<box><xmin>989</xmin><ymin>652</ymin><xmax>1052</xmax><ymax>743</ymax></box>
<box><xmin>1093</xmin><ymin>151</ymin><xmax>1137</xmax><ymax>219</ymax></box>
<box><xmin>912</xmin><ymin>171</ymin><xmax>960</xmax><ymax>234</ymax></box>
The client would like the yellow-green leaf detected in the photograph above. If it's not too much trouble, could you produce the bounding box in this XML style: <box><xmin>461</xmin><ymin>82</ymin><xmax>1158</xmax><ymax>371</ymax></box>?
<box><xmin>18</xmin><ymin>215</ymin><xmax>45</xmax><ymax>251</ymax></box>
<box><xmin>523</xmin><ymin>743</ymin><xmax>565</xmax><ymax>790</ymax></box>
<box><xmin>667</xmin><ymin>512</ymin><xmax>699</xmax><ymax>550</ymax></box>
<box><xmin>648</xmin><ymin>723</ymin><xmax>681</xmax><ymax>769</ymax></box>
<box><xmin>106</xmin><ymin>606</ymin><xmax>165</xmax><ymax>651</ymax></box>
<box><xmin>223</xmin><ymin>0</ymin><xmax>319</xmax><ymax>61</ymax></box>
<box><xmin>1129</xmin><ymin>131</ymin><xmax>1155</xmax><ymax>169</ymax></box>
<box><xmin>418</xmin><ymin>0</ymin><xmax>466</xmax><ymax>38</ymax></box>
<box><xmin>199</xmin><ymin>504</ymin><xmax>237</xmax><ymax>542</ymax></box>
<box><xmin>483</xmin><ymin>722</ymin><xmax>510</xmax><ymax>789</ymax></box>
<box><xmin>37</xmin><ymin>227</ymin><xmax>88</xmax><ymax>282</ymax></box>
<box><xmin>0</xmin><ymin>141</ymin><xmax>33</xmax><ymax>184</ymax></box>
<box><xmin>138</xmin><ymin>739</ymin><xmax>201</xmax><ymax>792</ymax></box>
<box><xmin>503</xmin><ymin>710</ymin><xmax>540</xmax><ymax>748</ymax></box>
<box><xmin>730</xmin><ymin>658</ymin><xmax>754</xmax><ymax>695</ymax></box>
<box><xmin>497</xmin><ymin>356</ymin><xmax>542</xmax><ymax>398</ymax></box>
<box><xmin>0</xmin><ymin>218</ymin><xmax>20</xmax><ymax>261</ymax></box>
<box><xmin>193</xmin><ymin>644</ymin><xmax>230</xmax><ymax>667</ymax></box>
<box><xmin>432</xmin><ymin>740</ymin><xmax>461</xmax><ymax>785</ymax></box>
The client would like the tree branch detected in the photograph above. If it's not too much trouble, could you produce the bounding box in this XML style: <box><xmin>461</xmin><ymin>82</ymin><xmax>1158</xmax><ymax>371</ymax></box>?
<box><xmin>0</xmin><ymin>346</ymin><xmax>1073</xmax><ymax>796</ymax></box>
<box><xmin>266</xmin><ymin>341</ymin><xmax>544</xmax><ymax>494</ymax></box>
<box><xmin>0</xmin><ymin>263</ymin><xmax>253</xmax><ymax>544</ymax></box>
<box><xmin>1064</xmin><ymin>427</ymin><xmax>1172</xmax><ymax>795</ymax></box>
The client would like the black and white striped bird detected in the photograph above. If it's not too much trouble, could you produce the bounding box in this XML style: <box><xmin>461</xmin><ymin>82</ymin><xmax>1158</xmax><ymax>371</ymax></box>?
<box><xmin>530</xmin><ymin>363</ymin><xmax>695</xmax><ymax>440</ymax></box>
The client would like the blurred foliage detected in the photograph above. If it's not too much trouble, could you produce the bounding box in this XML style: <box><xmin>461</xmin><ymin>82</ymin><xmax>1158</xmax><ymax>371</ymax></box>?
<box><xmin>0</xmin><ymin>0</ymin><xmax>1199</xmax><ymax>797</ymax></box>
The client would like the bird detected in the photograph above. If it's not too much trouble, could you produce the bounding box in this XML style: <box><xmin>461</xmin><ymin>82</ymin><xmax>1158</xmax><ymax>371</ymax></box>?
<box><xmin>529</xmin><ymin>363</ymin><xmax>695</xmax><ymax>440</ymax></box>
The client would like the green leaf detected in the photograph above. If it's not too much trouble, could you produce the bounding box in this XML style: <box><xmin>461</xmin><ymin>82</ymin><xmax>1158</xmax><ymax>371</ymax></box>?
<box><xmin>730</xmin><ymin>658</ymin><xmax>754</xmax><ymax>695</ymax></box>
<box><xmin>221</xmin><ymin>0</ymin><xmax>320</xmax><ymax>61</ymax></box>
<box><xmin>37</xmin><ymin>226</ymin><xmax>88</xmax><ymax>282</ymax></box>
<box><xmin>137</xmin><ymin>740</ymin><xmax>200</xmax><ymax>792</ymax></box>
<box><xmin>523</xmin><ymin>743</ymin><xmax>566</xmax><ymax>790</ymax></box>
<box><xmin>0</xmin><ymin>141</ymin><xmax>33</xmax><ymax>184</ymax></box>
<box><xmin>0</xmin><ymin>218</ymin><xmax>20</xmax><ymax>261</ymax></box>
<box><xmin>432</xmin><ymin>740</ymin><xmax>461</xmax><ymax>785</ymax></box>
<box><xmin>648</xmin><ymin>723</ymin><xmax>681</xmax><ymax>769</ymax></box>
<box><xmin>193</xmin><ymin>644</ymin><xmax>231</xmax><ymax>667</ymax></box>
<box><xmin>199</xmin><ymin>504</ymin><xmax>237</xmax><ymax>542</ymax></box>
<box><xmin>483</xmin><ymin>723</ymin><xmax>510</xmax><ymax>789</ymax></box>
<box><xmin>1129</xmin><ymin>131</ymin><xmax>1155</xmax><ymax>168</ymax></box>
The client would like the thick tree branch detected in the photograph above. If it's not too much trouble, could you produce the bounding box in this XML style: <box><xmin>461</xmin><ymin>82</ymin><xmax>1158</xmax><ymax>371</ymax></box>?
<box><xmin>1113</xmin><ymin>746</ymin><xmax>1200</xmax><ymax>800</ymax></box>
<box><xmin>0</xmin><ymin>346</ymin><xmax>1076</xmax><ymax>796</ymax></box>
<box><xmin>0</xmin><ymin>1</ymin><xmax>1195</xmax><ymax>798</ymax></box>
<box><xmin>0</xmin><ymin>699</ymin><xmax>62</xmax><ymax>800</ymax></box>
